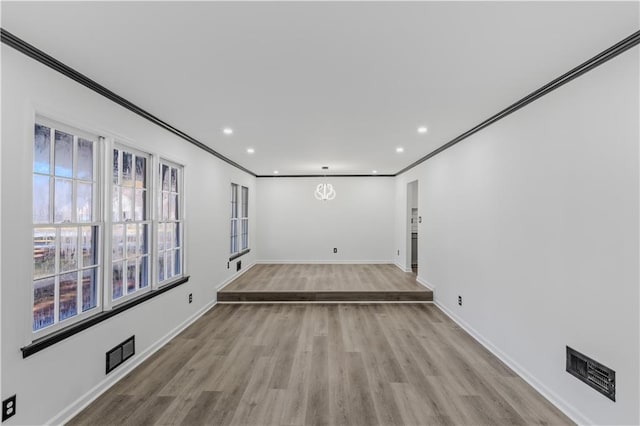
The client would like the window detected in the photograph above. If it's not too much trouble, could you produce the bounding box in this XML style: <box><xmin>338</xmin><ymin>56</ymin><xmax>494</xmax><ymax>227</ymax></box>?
<box><xmin>230</xmin><ymin>183</ymin><xmax>238</xmax><ymax>255</ymax></box>
<box><xmin>32</xmin><ymin>121</ymin><xmax>101</xmax><ymax>333</ymax></box>
<box><xmin>111</xmin><ymin>147</ymin><xmax>151</xmax><ymax>301</ymax></box>
<box><xmin>240</xmin><ymin>186</ymin><xmax>249</xmax><ymax>251</ymax></box>
<box><xmin>230</xmin><ymin>184</ymin><xmax>249</xmax><ymax>257</ymax></box>
<box><xmin>157</xmin><ymin>160</ymin><xmax>183</xmax><ymax>284</ymax></box>
<box><xmin>30</xmin><ymin>118</ymin><xmax>188</xmax><ymax>341</ymax></box>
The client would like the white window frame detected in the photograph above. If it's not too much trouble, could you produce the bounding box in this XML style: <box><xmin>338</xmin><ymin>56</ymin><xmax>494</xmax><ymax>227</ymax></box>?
<box><xmin>107</xmin><ymin>143</ymin><xmax>153</xmax><ymax>306</ymax></box>
<box><xmin>156</xmin><ymin>158</ymin><xmax>184</xmax><ymax>286</ymax></box>
<box><xmin>240</xmin><ymin>186</ymin><xmax>249</xmax><ymax>251</ymax></box>
<box><xmin>230</xmin><ymin>183</ymin><xmax>239</xmax><ymax>255</ymax></box>
<box><xmin>30</xmin><ymin>117</ymin><xmax>103</xmax><ymax>339</ymax></box>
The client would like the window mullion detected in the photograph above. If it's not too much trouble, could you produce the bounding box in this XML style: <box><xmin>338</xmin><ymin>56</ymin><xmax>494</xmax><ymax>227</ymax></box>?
<box><xmin>102</xmin><ymin>138</ymin><xmax>114</xmax><ymax>311</ymax></box>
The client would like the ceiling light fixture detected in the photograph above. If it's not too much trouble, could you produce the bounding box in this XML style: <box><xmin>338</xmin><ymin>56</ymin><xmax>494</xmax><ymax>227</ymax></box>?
<box><xmin>246</xmin><ymin>148</ymin><xmax>255</xmax><ymax>154</ymax></box>
<box><xmin>417</xmin><ymin>126</ymin><xmax>428</xmax><ymax>134</ymax></box>
<box><xmin>396</xmin><ymin>147</ymin><xmax>404</xmax><ymax>153</ymax></box>
<box><xmin>273</xmin><ymin>170</ymin><xmax>279</xmax><ymax>174</ymax></box>
<box><xmin>314</xmin><ymin>166</ymin><xmax>336</xmax><ymax>201</ymax></box>
<box><xmin>222</xmin><ymin>127</ymin><xmax>233</xmax><ymax>135</ymax></box>
<box><xmin>372</xmin><ymin>170</ymin><xmax>378</xmax><ymax>174</ymax></box>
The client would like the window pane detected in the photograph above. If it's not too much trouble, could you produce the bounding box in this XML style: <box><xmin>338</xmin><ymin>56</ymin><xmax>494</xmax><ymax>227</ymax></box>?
<box><xmin>81</xmin><ymin>226</ymin><xmax>97</xmax><ymax>267</ymax></box>
<box><xmin>158</xmin><ymin>253</ymin><xmax>165</xmax><ymax>282</ymax></box>
<box><xmin>139</xmin><ymin>256</ymin><xmax>149</xmax><ymax>288</ymax></box>
<box><xmin>59</xmin><ymin>272</ymin><xmax>78</xmax><ymax>321</ymax></box>
<box><xmin>135</xmin><ymin>189</ymin><xmax>146</xmax><ymax>221</ymax></box>
<box><xmin>33</xmin><ymin>175</ymin><xmax>50</xmax><ymax>224</ymax></box>
<box><xmin>126</xmin><ymin>224</ymin><xmax>137</xmax><ymax>258</ymax></box>
<box><xmin>122</xmin><ymin>152</ymin><xmax>133</xmax><ymax>186</ymax></box>
<box><xmin>135</xmin><ymin>156</ymin><xmax>146</xmax><ymax>188</ymax></box>
<box><xmin>77</xmin><ymin>182</ymin><xmax>93</xmax><ymax>222</ymax></box>
<box><xmin>242</xmin><ymin>187</ymin><xmax>248</xmax><ymax>217</ymax></box>
<box><xmin>112</xmin><ymin>224</ymin><xmax>124</xmax><ymax>260</ymax></box>
<box><xmin>60</xmin><ymin>227</ymin><xmax>78</xmax><ymax>272</ymax></box>
<box><xmin>158</xmin><ymin>223</ymin><xmax>165</xmax><ymax>251</ymax></box>
<box><xmin>166</xmin><ymin>249</ymin><xmax>173</xmax><ymax>280</ymax></box>
<box><xmin>162</xmin><ymin>192</ymin><xmax>169</xmax><ymax>220</ymax></box>
<box><xmin>162</xmin><ymin>164</ymin><xmax>170</xmax><ymax>191</ymax></box>
<box><xmin>139</xmin><ymin>224</ymin><xmax>149</xmax><ymax>255</ymax></box>
<box><xmin>174</xmin><ymin>249</ymin><xmax>181</xmax><ymax>276</ymax></box>
<box><xmin>174</xmin><ymin>223</ymin><xmax>180</xmax><ymax>249</ymax></box>
<box><xmin>33</xmin><ymin>228</ymin><xmax>56</xmax><ymax>277</ymax></box>
<box><xmin>34</xmin><ymin>124</ymin><xmax>51</xmax><ymax>174</ymax></box>
<box><xmin>33</xmin><ymin>277</ymin><xmax>55</xmax><ymax>331</ymax></box>
<box><xmin>121</xmin><ymin>187</ymin><xmax>134</xmax><ymax>221</ymax></box>
<box><xmin>169</xmin><ymin>193</ymin><xmax>176</xmax><ymax>220</ymax></box>
<box><xmin>54</xmin><ymin>130</ymin><xmax>73</xmax><ymax>178</ymax></box>
<box><xmin>54</xmin><ymin>178</ymin><xmax>72</xmax><ymax>222</ymax></box>
<box><xmin>165</xmin><ymin>223</ymin><xmax>174</xmax><ymax>249</ymax></box>
<box><xmin>77</xmin><ymin>139</ymin><xmax>93</xmax><ymax>180</ymax></box>
<box><xmin>127</xmin><ymin>262</ymin><xmax>136</xmax><ymax>293</ymax></box>
<box><xmin>112</xmin><ymin>262</ymin><xmax>124</xmax><ymax>300</ymax></box>
<box><xmin>112</xmin><ymin>149</ymin><xmax>119</xmax><ymax>184</ymax></box>
<box><xmin>173</xmin><ymin>194</ymin><xmax>179</xmax><ymax>220</ymax></box>
<box><xmin>112</xmin><ymin>186</ymin><xmax>120</xmax><ymax>222</ymax></box>
<box><xmin>82</xmin><ymin>268</ymin><xmax>98</xmax><ymax>312</ymax></box>
<box><xmin>171</xmin><ymin>167</ymin><xmax>178</xmax><ymax>192</ymax></box>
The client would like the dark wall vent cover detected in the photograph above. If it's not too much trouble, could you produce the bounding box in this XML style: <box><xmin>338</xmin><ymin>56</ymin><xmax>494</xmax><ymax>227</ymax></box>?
<box><xmin>106</xmin><ymin>336</ymin><xmax>135</xmax><ymax>374</ymax></box>
<box><xmin>566</xmin><ymin>346</ymin><xmax>615</xmax><ymax>401</ymax></box>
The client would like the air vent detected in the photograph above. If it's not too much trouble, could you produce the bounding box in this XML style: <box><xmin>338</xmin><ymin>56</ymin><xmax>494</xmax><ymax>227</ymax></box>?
<box><xmin>566</xmin><ymin>346</ymin><xmax>615</xmax><ymax>401</ymax></box>
<box><xmin>106</xmin><ymin>336</ymin><xmax>135</xmax><ymax>374</ymax></box>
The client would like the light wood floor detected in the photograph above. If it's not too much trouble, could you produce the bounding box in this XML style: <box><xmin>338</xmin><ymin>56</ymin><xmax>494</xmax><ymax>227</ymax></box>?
<box><xmin>218</xmin><ymin>264</ymin><xmax>432</xmax><ymax>302</ymax></box>
<box><xmin>70</xmin><ymin>304</ymin><xmax>572</xmax><ymax>426</ymax></box>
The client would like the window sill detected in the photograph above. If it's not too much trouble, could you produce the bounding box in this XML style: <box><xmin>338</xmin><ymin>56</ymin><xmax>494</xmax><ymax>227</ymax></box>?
<box><xmin>229</xmin><ymin>249</ymin><xmax>250</xmax><ymax>261</ymax></box>
<box><xmin>21</xmin><ymin>276</ymin><xmax>190</xmax><ymax>358</ymax></box>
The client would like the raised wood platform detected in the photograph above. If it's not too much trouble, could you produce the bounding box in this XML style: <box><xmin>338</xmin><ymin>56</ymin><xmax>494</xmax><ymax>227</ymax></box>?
<box><xmin>218</xmin><ymin>264</ymin><xmax>433</xmax><ymax>302</ymax></box>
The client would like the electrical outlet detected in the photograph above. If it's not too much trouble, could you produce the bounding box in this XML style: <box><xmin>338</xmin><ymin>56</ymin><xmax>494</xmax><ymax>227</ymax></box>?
<box><xmin>397</xmin><ymin>249</ymin><xmax>400</xmax><ymax>256</ymax></box>
<box><xmin>458</xmin><ymin>295</ymin><xmax>462</xmax><ymax>306</ymax></box>
<box><xmin>188</xmin><ymin>293</ymin><xmax>192</xmax><ymax>304</ymax></box>
<box><xmin>333</xmin><ymin>248</ymin><xmax>338</xmax><ymax>254</ymax></box>
<box><xmin>236</xmin><ymin>260</ymin><xmax>241</xmax><ymax>271</ymax></box>
<box><xmin>227</xmin><ymin>262</ymin><xmax>229</xmax><ymax>269</ymax></box>
<box><xmin>3</xmin><ymin>394</ymin><xmax>16</xmax><ymax>422</ymax></box>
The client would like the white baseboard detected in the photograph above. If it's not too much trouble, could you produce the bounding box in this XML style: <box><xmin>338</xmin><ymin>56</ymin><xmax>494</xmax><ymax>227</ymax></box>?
<box><xmin>394</xmin><ymin>262</ymin><xmax>412</xmax><ymax>273</ymax></box>
<box><xmin>255</xmin><ymin>260</ymin><xmax>393</xmax><ymax>265</ymax></box>
<box><xmin>216</xmin><ymin>261</ymin><xmax>256</xmax><ymax>291</ymax></box>
<box><xmin>434</xmin><ymin>300</ymin><xmax>592</xmax><ymax>426</ymax></box>
<box><xmin>48</xmin><ymin>298</ymin><xmax>219</xmax><ymax>426</ymax></box>
<box><xmin>415</xmin><ymin>275</ymin><xmax>435</xmax><ymax>291</ymax></box>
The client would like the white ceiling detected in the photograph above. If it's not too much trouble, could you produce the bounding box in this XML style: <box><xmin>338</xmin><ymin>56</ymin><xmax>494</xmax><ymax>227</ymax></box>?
<box><xmin>2</xmin><ymin>1</ymin><xmax>638</xmax><ymax>175</ymax></box>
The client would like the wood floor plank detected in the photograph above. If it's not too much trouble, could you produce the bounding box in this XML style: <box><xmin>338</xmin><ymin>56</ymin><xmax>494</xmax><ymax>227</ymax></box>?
<box><xmin>70</xmin><ymin>303</ymin><xmax>574</xmax><ymax>426</ymax></box>
<box><xmin>304</xmin><ymin>335</ymin><xmax>330</xmax><ymax>426</ymax></box>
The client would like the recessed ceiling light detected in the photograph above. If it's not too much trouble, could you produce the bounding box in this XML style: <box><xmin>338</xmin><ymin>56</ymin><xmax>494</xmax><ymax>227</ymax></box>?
<box><xmin>222</xmin><ymin>127</ymin><xmax>233</xmax><ymax>135</ymax></box>
<box><xmin>372</xmin><ymin>170</ymin><xmax>378</xmax><ymax>174</ymax></box>
<box><xmin>273</xmin><ymin>170</ymin><xmax>279</xmax><ymax>174</ymax></box>
<box><xmin>396</xmin><ymin>147</ymin><xmax>404</xmax><ymax>153</ymax></box>
<box><xmin>246</xmin><ymin>148</ymin><xmax>255</xmax><ymax>154</ymax></box>
<box><xmin>417</xmin><ymin>126</ymin><xmax>428</xmax><ymax>134</ymax></box>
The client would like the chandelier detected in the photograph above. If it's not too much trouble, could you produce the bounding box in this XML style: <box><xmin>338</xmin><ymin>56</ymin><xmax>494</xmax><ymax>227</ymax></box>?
<box><xmin>314</xmin><ymin>183</ymin><xmax>336</xmax><ymax>201</ymax></box>
<box><xmin>314</xmin><ymin>166</ymin><xmax>336</xmax><ymax>201</ymax></box>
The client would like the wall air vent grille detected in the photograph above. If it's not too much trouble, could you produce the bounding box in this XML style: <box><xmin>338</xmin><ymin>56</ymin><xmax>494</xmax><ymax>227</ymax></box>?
<box><xmin>106</xmin><ymin>336</ymin><xmax>135</xmax><ymax>374</ymax></box>
<box><xmin>566</xmin><ymin>346</ymin><xmax>615</xmax><ymax>401</ymax></box>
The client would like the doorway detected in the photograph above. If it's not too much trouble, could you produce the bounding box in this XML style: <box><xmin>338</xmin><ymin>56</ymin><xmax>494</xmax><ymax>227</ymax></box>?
<box><xmin>407</xmin><ymin>180</ymin><xmax>418</xmax><ymax>275</ymax></box>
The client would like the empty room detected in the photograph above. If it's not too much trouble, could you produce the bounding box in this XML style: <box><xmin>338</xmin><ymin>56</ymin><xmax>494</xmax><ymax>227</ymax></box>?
<box><xmin>1</xmin><ymin>1</ymin><xmax>638</xmax><ymax>425</ymax></box>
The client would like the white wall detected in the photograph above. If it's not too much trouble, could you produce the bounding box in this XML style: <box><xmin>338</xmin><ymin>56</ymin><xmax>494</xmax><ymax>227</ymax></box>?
<box><xmin>395</xmin><ymin>48</ymin><xmax>639</xmax><ymax>424</ymax></box>
<box><xmin>256</xmin><ymin>177</ymin><xmax>394</xmax><ymax>263</ymax></box>
<box><xmin>1</xmin><ymin>46</ymin><xmax>256</xmax><ymax>425</ymax></box>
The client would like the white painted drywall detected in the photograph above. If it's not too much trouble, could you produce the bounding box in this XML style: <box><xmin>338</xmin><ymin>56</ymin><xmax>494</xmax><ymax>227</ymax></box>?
<box><xmin>0</xmin><ymin>46</ymin><xmax>256</xmax><ymax>425</ymax></box>
<box><xmin>395</xmin><ymin>48</ymin><xmax>639</xmax><ymax>425</ymax></box>
<box><xmin>256</xmin><ymin>177</ymin><xmax>394</xmax><ymax>263</ymax></box>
